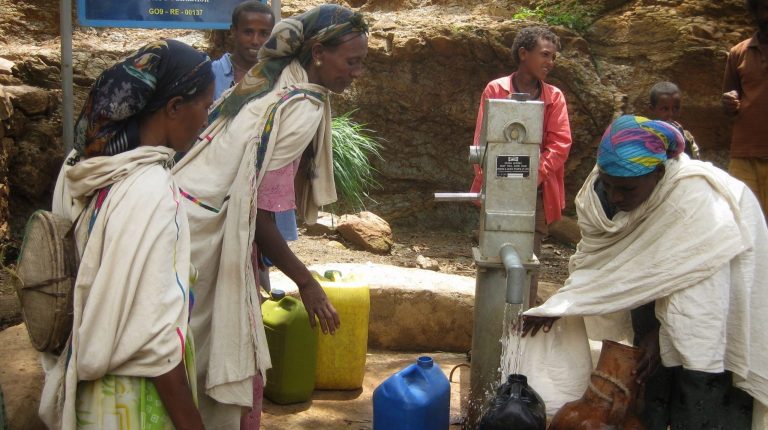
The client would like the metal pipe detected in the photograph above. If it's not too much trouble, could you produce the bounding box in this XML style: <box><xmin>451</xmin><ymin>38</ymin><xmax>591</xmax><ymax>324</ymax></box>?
<box><xmin>271</xmin><ymin>0</ymin><xmax>281</xmax><ymax>22</ymax></box>
<box><xmin>61</xmin><ymin>0</ymin><xmax>74</xmax><ymax>154</ymax></box>
<box><xmin>433</xmin><ymin>192</ymin><xmax>481</xmax><ymax>202</ymax></box>
<box><xmin>468</xmin><ymin>145</ymin><xmax>483</xmax><ymax>165</ymax></box>
<box><xmin>500</xmin><ymin>244</ymin><xmax>526</xmax><ymax>304</ymax></box>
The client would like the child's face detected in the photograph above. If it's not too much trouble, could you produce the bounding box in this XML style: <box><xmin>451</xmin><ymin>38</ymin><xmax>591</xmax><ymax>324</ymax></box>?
<box><xmin>650</xmin><ymin>93</ymin><xmax>681</xmax><ymax>122</ymax></box>
<box><xmin>518</xmin><ymin>37</ymin><xmax>558</xmax><ymax>82</ymax></box>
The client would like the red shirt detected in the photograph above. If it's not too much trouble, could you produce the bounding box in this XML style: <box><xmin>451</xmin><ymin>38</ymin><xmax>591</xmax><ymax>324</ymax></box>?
<box><xmin>470</xmin><ymin>73</ymin><xmax>573</xmax><ymax>224</ymax></box>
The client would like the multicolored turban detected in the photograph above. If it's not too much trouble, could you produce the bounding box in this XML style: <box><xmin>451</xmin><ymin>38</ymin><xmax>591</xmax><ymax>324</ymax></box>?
<box><xmin>73</xmin><ymin>39</ymin><xmax>213</xmax><ymax>158</ymax></box>
<box><xmin>597</xmin><ymin>115</ymin><xmax>686</xmax><ymax>177</ymax></box>
<box><xmin>214</xmin><ymin>4</ymin><xmax>368</xmax><ymax>120</ymax></box>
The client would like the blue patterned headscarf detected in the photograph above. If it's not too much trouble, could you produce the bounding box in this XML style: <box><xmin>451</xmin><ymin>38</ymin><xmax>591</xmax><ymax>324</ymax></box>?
<box><xmin>74</xmin><ymin>39</ymin><xmax>213</xmax><ymax>157</ymax></box>
<box><xmin>597</xmin><ymin>115</ymin><xmax>685</xmax><ymax>177</ymax></box>
<box><xmin>214</xmin><ymin>4</ymin><xmax>368</xmax><ymax>120</ymax></box>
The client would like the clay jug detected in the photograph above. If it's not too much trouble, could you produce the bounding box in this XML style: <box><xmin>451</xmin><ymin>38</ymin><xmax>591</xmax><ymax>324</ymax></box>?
<box><xmin>549</xmin><ymin>340</ymin><xmax>644</xmax><ymax>430</ymax></box>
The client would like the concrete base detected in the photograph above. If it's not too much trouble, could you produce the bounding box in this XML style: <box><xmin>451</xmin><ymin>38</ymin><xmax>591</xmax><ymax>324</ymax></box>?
<box><xmin>271</xmin><ymin>263</ymin><xmax>477</xmax><ymax>352</ymax></box>
<box><xmin>271</xmin><ymin>262</ymin><xmax>561</xmax><ymax>353</ymax></box>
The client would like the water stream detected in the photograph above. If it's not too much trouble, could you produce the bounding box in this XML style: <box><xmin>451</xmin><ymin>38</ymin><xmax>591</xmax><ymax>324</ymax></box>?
<box><xmin>499</xmin><ymin>304</ymin><xmax>525</xmax><ymax>382</ymax></box>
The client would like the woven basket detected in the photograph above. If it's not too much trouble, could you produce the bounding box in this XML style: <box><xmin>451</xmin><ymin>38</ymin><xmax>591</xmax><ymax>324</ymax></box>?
<box><xmin>14</xmin><ymin>210</ymin><xmax>78</xmax><ymax>354</ymax></box>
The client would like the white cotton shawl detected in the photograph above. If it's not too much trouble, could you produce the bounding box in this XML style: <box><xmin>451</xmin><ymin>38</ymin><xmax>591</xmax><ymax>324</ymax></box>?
<box><xmin>171</xmin><ymin>59</ymin><xmax>335</xmax><ymax>423</ymax></box>
<box><xmin>40</xmin><ymin>146</ymin><xmax>192</xmax><ymax>429</ymax></box>
<box><xmin>526</xmin><ymin>156</ymin><xmax>768</xmax><ymax>407</ymax></box>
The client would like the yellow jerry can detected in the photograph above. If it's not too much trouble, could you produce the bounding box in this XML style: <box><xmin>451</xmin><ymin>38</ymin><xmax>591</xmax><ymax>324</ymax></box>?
<box><xmin>313</xmin><ymin>269</ymin><xmax>370</xmax><ymax>390</ymax></box>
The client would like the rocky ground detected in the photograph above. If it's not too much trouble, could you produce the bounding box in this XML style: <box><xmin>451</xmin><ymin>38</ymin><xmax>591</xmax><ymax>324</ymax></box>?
<box><xmin>291</xmin><ymin>224</ymin><xmax>573</xmax><ymax>285</ymax></box>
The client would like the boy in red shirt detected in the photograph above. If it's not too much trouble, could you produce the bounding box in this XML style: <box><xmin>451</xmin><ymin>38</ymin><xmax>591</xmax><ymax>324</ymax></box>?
<box><xmin>470</xmin><ymin>26</ymin><xmax>572</xmax><ymax>305</ymax></box>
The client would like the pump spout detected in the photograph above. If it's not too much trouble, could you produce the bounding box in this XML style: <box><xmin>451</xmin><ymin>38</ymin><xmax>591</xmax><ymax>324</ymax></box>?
<box><xmin>500</xmin><ymin>244</ymin><xmax>527</xmax><ymax>305</ymax></box>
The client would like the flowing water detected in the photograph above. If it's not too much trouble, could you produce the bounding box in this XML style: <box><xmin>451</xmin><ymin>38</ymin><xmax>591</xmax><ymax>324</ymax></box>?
<box><xmin>499</xmin><ymin>304</ymin><xmax>525</xmax><ymax>382</ymax></box>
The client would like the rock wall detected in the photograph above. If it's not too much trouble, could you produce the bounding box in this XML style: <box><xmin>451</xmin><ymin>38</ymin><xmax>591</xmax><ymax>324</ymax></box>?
<box><xmin>0</xmin><ymin>0</ymin><xmax>757</xmax><ymax>241</ymax></box>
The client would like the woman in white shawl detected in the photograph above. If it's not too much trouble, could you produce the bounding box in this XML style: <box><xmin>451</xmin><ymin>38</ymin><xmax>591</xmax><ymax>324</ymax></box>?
<box><xmin>43</xmin><ymin>40</ymin><xmax>215</xmax><ymax>429</ymax></box>
<box><xmin>171</xmin><ymin>4</ymin><xmax>368</xmax><ymax>428</ymax></box>
<box><xmin>523</xmin><ymin>115</ymin><xmax>768</xmax><ymax>429</ymax></box>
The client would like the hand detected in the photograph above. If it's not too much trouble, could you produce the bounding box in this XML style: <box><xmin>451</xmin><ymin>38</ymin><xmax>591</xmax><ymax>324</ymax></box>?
<box><xmin>521</xmin><ymin>315</ymin><xmax>559</xmax><ymax>337</ymax></box>
<box><xmin>298</xmin><ymin>280</ymin><xmax>340</xmax><ymax>335</ymax></box>
<box><xmin>722</xmin><ymin>90</ymin><xmax>740</xmax><ymax>115</ymax></box>
<box><xmin>633</xmin><ymin>327</ymin><xmax>661</xmax><ymax>384</ymax></box>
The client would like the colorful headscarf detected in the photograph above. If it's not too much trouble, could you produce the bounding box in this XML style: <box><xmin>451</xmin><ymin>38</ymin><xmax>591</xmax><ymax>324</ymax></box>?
<box><xmin>214</xmin><ymin>4</ymin><xmax>368</xmax><ymax>120</ymax></box>
<box><xmin>74</xmin><ymin>39</ymin><xmax>213</xmax><ymax>157</ymax></box>
<box><xmin>597</xmin><ymin>115</ymin><xmax>685</xmax><ymax>177</ymax></box>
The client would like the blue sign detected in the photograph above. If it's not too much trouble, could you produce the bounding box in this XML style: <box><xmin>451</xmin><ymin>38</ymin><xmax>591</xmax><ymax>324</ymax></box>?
<box><xmin>78</xmin><ymin>0</ymin><xmax>267</xmax><ymax>29</ymax></box>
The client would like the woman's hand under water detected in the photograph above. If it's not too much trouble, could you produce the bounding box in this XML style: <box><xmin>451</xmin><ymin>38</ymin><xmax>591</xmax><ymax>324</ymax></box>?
<box><xmin>521</xmin><ymin>315</ymin><xmax>559</xmax><ymax>337</ymax></box>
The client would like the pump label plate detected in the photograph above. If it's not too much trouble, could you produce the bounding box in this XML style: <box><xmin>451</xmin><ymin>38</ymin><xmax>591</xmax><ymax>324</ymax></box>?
<box><xmin>496</xmin><ymin>155</ymin><xmax>530</xmax><ymax>178</ymax></box>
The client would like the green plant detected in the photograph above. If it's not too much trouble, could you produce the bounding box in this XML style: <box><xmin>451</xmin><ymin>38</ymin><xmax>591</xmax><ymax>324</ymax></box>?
<box><xmin>512</xmin><ymin>1</ymin><xmax>595</xmax><ymax>33</ymax></box>
<box><xmin>330</xmin><ymin>111</ymin><xmax>384</xmax><ymax>212</ymax></box>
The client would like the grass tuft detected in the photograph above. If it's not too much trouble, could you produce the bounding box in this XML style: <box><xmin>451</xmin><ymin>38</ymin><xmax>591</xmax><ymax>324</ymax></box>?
<box><xmin>513</xmin><ymin>1</ymin><xmax>595</xmax><ymax>33</ymax></box>
<box><xmin>330</xmin><ymin>111</ymin><xmax>384</xmax><ymax>213</ymax></box>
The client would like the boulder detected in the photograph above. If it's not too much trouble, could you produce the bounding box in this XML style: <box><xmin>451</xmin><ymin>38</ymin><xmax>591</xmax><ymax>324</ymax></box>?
<box><xmin>337</xmin><ymin>211</ymin><xmax>394</xmax><ymax>254</ymax></box>
<box><xmin>0</xmin><ymin>87</ymin><xmax>13</xmax><ymax>121</ymax></box>
<box><xmin>2</xmin><ymin>85</ymin><xmax>53</xmax><ymax>116</ymax></box>
<box><xmin>8</xmin><ymin>119</ymin><xmax>64</xmax><ymax>199</ymax></box>
<box><xmin>416</xmin><ymin>254</ymin><xmax>440</xmax><ymax>271</ymax></box>
<box><xmin>0</xmin><ymin>58</ymin><xmax>13</xmax><ymax>75</ymax></box>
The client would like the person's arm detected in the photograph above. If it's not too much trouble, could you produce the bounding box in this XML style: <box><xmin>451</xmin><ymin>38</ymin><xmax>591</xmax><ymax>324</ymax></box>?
<box><xmin>255</xmin><ymin>209</ymin><xmax>340</xmax><ymax>334</ymax></box>
<box><xmin>538</xmin><ymin>90</ymin><xmax>572</xmax><ymax>186</ymax></box>
<box><xmin>253</xmin><ymin>97</ymin><xmax>339</xmax><ymax>334</ymax></box>
<box><xmin>633</xmin><ymin>326</ymin><xmax>661</xmax><ymax>384</ymax></box>
<box><xmin>722</xmin><ymin>46</ymin><xmax>741</xmax><ymax>115</ymax></box>
<box><xmin>470</xmin><ymin>85</ymin><xmax>492</xmax><ymax>197</ymax></box>
<box><xmin>152</xmin><ymin>361</ymin><xmax>205</xmax><ymax>430</ymax></box>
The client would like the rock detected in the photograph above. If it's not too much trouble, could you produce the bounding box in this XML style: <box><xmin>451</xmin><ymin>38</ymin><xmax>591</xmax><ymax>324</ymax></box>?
<box><xmin>3</xmin><ymin>85</ymin><xmax>53</xmax><ymax>116</ymax></box>
<box><xmin>12</xmin><ymin>56</ymin><xmax>61</xmax><ymax>89</ymax></box>
<box><xmin>303</xmin><ymin>211</ymin><xmax>339</xmax><ymax>236</ymax></box>
<box><xmin>8</xmin><ymin>119</ymin><xmax>64</xmax><ymax>199</ymax></box>
<box><xmin>372</xmin><ymin>18</ymin><xmax>397</xmax><ymax>31</ymax></box>
<box><xmin>0</xmin><ymin>57</ymin><xmax>13</xmax><ymax>75</ymax></box>
<box><xmin>416</xmin><ymin>254</ymin><xmax>440</xmax><ymax>271</ymax></box>
<box><xmin>548</xmin><ymin>216</ymin><xmax>581</xmax><ymax>246</ymax></box>
<box><xmin>337</xmin><ymin>211</ymin><xmax>394</xmax><ymax>254</ymax></box>
<box><xmin>0</xmin><ymin>87</ymin><xmax>13</xmax><ymax>121</ymax></box>
<box><xmin>327</xmin><ymin>240</ymin><xmax>346</xmax><ymax>250</ymax></box>
<box><xmin>5</xmin><ymin>110</ymin><xmax>26</xmax><ymax>138</ymax></box>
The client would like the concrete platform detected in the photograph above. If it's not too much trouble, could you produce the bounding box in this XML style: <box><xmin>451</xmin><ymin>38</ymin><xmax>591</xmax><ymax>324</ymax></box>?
<box><xmin>270</xmin><ymin>262</ymin><xmax>561</xmax><ymax>353</ymax></box>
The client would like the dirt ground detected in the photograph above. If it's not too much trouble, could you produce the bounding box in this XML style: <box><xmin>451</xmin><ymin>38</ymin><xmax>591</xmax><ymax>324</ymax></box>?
<box><xmin>0</xmin><ymin>224</ymin><xmax>573</xmax><ymax>429</ymax></box>
<box><xmin>291</xmin><ymin>225</ymin><xmax>574</xmax><ymax>286</ymax></box>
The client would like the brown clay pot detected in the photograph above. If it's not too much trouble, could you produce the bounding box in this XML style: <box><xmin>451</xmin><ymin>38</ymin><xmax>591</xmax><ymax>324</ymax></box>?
<box><xmin>549</xmin><ymin>340</ymin><xmax>645</xmax><ymax>430</ymax></box>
